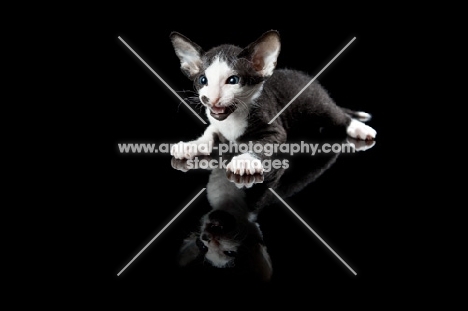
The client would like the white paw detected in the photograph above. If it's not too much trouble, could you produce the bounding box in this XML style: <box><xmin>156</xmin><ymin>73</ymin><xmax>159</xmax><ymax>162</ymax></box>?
<box><xmin>226</xmin><ymin>153</ymin><xmax>263</xmax><ymax>176</ymax></box>
<box><xmin>346</xmin><ymin>119</ymin><xmax>376</xmax><ymax>140</ymax></box>
<box><xmin>170</xmin><ymin>141</ymin><xmax>212</xmax><ymax>159</ymax></box>
<box><xmin>226</xmin><ymin>170</ymin><xmax>264</xmax><ymax>188</ymax></box>
<box><xmin>171</xmin><ymin>158</ymin><xmax>190</xmax><ymax>172</ymax></box>
<box><xmin>170</xmin><ymin>141</ymin><xmax>197</xmax><ymax>159</ymax></box>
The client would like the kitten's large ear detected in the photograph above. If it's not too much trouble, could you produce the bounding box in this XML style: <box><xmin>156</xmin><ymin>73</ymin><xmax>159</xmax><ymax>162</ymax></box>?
<box><xmin>170</xmin><ymin>32</ymin><xmax>204</xmax><ymax>80</ymax></box>
<box><xmin>238</xmin><ymin>30</ymin><xmax>281</xmax><ymax>78</ymax></box>
<box><xmin>177</xmin><ymin>233</ymin><xmax>201</xmax><ymax>267</ymax></box>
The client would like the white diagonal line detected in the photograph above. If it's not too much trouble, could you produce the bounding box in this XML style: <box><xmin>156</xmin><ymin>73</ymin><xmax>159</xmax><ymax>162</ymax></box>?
<box><xmin>117</xmin><ymin>188</ymin><xmax>206</xmax><ymax>276</ymax></box>
<box><xmin>118</xmin><ymin>36</ymin><xmax>207</xmax><ymax>124</ymax></box>
<box><xmin>268</xmin><ymin>37</ymin><xmax>356</xmax><ymax>124</ymax></box>
<box><xmin>268</xmin><ymin>188</ymin><xmax>357</xmax><ymax>275</ymax></box>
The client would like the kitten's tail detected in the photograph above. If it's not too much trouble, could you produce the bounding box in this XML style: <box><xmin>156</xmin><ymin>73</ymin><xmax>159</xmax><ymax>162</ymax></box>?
<box><xmin>341</xmin><ymin>108</ymin><xmax>372</xmax><ymax>122</ymax></box>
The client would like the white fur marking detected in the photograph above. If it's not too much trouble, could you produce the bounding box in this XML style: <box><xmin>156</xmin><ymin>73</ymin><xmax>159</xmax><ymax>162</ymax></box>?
<box><xmin>347</xmin><ymin>119</ymin><xmax>377</xmax><ymax>140</ymax></box>
<box><xmin>199</xmin><ymin>57</ymin><xmax>238</xmax><ymax>106</ymax></box>
<box><xmin>199</xmin><ymin>55</ymin><xmax>265</xmax><ymax>141</ymax></box>
<box><xmin>208</xmin><ymin>108</ymin><xmax>248</xmax><ymax>141</ymax></box>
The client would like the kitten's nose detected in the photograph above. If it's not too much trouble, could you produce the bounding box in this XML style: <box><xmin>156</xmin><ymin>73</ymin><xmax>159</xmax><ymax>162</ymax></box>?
<box><xmin>201</xmin><ymin>95</ymin><xmax>220</xmax><ymax>107</ymax></box>
<box><xmin>211</xmin><ymin>97</ymin><xmax>221</xmax><ymax>106</ymax></box>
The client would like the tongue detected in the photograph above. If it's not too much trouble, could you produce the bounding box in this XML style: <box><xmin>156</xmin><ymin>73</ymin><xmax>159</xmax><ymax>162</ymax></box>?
<box><xmin>211</xmin><ymin>106</ymin><xmax>226</xmax><ymax>114</ymax></box>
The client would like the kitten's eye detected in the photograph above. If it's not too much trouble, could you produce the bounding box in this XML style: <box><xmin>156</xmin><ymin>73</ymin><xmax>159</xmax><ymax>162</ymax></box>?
<box><xmin>223</xmin><ymin>250</ymin><xmax>238</xmax><ymax>257</ymax></box>
<box><xmin>226</xmin><ymin>75</ymin><xmax>240</xmax><ymax>84</ymax></box>
<box><xmin>199</xmin><ymin>75</ymin><xmax>208</xmax><ymax>85</ymax></box>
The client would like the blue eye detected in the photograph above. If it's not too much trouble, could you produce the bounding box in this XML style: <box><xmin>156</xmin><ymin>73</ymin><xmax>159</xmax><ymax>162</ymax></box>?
<box><xmin>199</xmin><ymin>75</ymin><xmax>208</xmax><ymax>85</ymax></box>
<box><xmin>226</xmin><ymin>75</ymin><xmax>240</xmax><ymax>84</ymax></box>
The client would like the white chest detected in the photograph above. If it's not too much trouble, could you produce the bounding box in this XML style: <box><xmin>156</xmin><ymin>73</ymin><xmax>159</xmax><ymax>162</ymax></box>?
<box><xmin>207</xmin><ymin>109</ymin><xmax>248</xmax><ymax>142</ymax></box>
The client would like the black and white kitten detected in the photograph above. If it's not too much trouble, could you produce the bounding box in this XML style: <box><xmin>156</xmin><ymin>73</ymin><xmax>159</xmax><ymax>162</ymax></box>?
<box><xmin>177</xmin><ymin>167</ymin><xmax>273</xmax><ymax>281</ymax></box>
<box><xmin>170</xmin><ymin>30</ymin><xmax>376</xmax><ymax>175</ymax></box>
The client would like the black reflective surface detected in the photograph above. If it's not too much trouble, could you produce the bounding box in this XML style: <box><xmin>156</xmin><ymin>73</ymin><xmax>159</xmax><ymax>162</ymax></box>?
<box><xmin>76</xmin><ymin>13</ymin><xmax>425</xmax><ymax>306</ymax></box>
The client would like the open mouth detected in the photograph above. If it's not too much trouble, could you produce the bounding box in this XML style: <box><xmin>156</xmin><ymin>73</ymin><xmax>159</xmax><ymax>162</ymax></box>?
<box><xmin>209</xmin><ymin>105</ymin><xmax>236</xmax><ymax>121</ymax></box>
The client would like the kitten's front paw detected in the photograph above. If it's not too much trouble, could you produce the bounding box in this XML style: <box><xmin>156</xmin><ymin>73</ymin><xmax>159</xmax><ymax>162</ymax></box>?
<box><xmin>171</xmin><ymin>156</ymin><xmax>212</xmax><ymax>171</ymax></box>
<box><xmin>227</xmin><ymin>171</ymin><xmax>264</xmax><ymax>188</ymax></box>
<box><xmin>347</xmin><ymin>119</ymin><xmax>377</xmax><ymax>141</ymax></box>
<box><xmin>226</xmin><ymin>153</ymin><xmax>263</xmax><ymax>176</ymax></box>
<box><xmin>171</xmin><ymin>141</ymin><xmax>195</xmax><ymax>159</ymax></box>
<box><xmin>171</xmin><ymin>158</ymin><xmax>190</xmax><ymax>172</ymax></box>
<box><xmin>170</xmin><ymin>141</ymin><xmax>211</xmax><ymax>159</ymax></box>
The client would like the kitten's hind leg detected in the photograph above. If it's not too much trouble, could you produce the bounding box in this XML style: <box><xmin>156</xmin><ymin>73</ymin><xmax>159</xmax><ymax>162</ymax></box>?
<box><xmin>346</xmin><ymin>119</ymin><xmax>376</xmax><ymax>141</ymax></box>
<box><xmin>340</xmin><ymin>107</ymin><xmax>376</xmax><ymax>140</ymax></box>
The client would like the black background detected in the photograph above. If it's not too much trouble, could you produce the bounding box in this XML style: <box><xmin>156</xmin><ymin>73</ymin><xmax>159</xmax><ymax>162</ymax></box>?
<box><xmin>59</xmin><ymin>5</ymin><xmax>451</xmax><ymax>308</ymax></box>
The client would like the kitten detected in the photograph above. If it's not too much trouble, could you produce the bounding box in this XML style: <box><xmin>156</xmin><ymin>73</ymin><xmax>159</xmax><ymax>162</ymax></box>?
<box><xmin>170</xmin><ymin>30</ymin><xmax>376</xmax><ymax>175</ymax></box>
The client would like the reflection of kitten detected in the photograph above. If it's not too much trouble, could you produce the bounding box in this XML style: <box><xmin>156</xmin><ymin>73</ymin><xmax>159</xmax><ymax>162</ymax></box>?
<box><xmin>177</xmin><ymin>168</ymin><xmax>273</xmax><ymax>282</ymax></box>
<box><xmin>170</xmin><ymin>30</ymin><xmax>376</xmax><ymax>175</ymax></box>
<box><xmin>176</xmin><ymin>139</ymin><xmax>350</xmax><ymax>281</ymax></box>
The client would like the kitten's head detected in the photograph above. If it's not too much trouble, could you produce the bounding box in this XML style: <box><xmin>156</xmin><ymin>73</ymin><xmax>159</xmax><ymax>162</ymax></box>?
<box><xmin>177</xmin><ymin>209</ymin><xmax>273</xmax><ymax>282</ymax></box>
<box><xmin>170</xmin><ymin>30</ymin><xmax>281</xmax><ymax>121</ymax></box>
